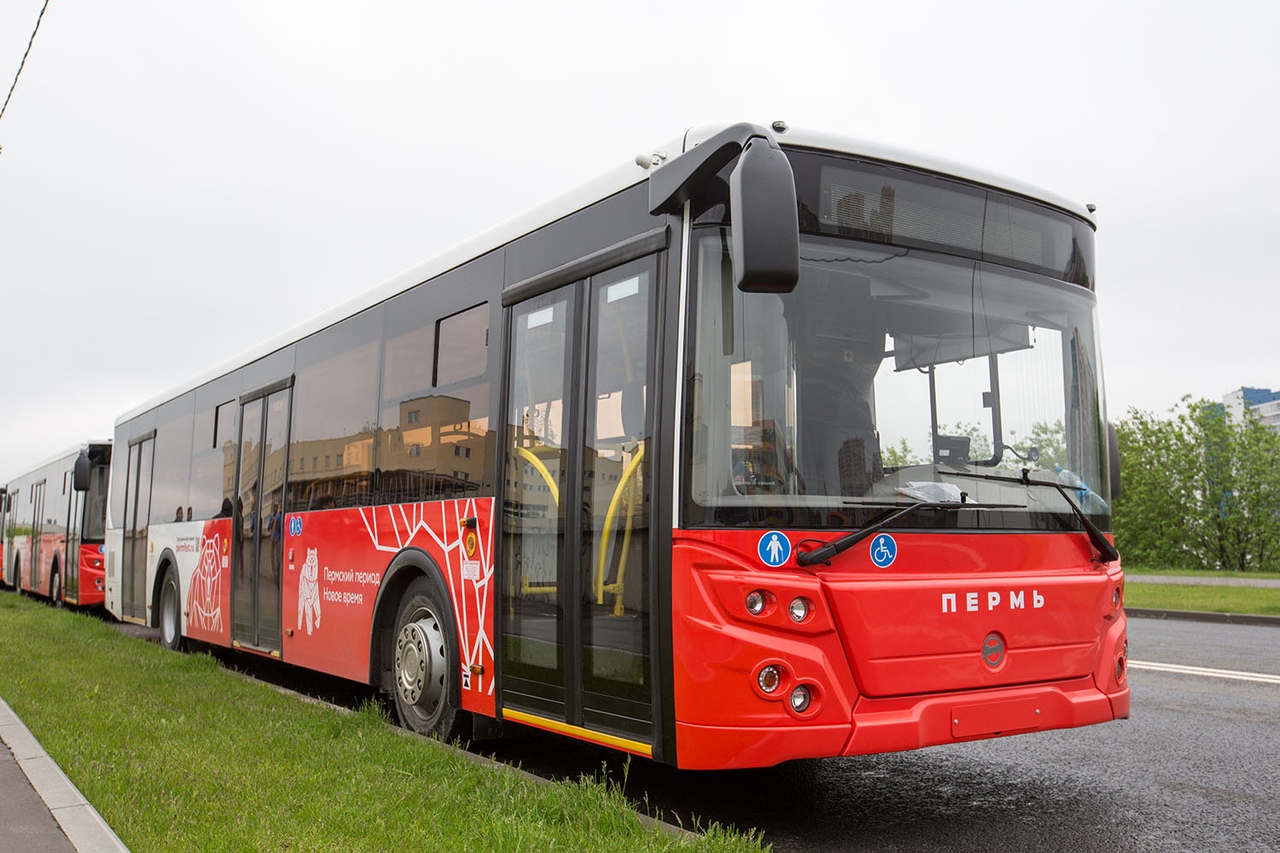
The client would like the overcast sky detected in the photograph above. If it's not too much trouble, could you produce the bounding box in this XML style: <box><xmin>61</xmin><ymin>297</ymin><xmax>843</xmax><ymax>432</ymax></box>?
<box><xmin>1</xmin><ymin>0</ymin><xmax>1277</xmax><ymax>479</ymax></box>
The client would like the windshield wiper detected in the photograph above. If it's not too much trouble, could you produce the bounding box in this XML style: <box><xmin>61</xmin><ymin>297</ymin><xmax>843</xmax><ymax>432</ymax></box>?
<box><xmin>945</xmin><ymin>469</ymin><xmax>1120</xmax><ymax>563</ymax></box>
<box><xmin>794</xmin><ymin>500</ymin><xmax>1023</xmax><ymax>567</ymax></box>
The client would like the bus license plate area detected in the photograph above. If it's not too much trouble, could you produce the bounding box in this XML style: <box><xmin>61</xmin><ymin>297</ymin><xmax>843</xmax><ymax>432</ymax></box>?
<box><xmin>950</xmin><ymin>697</ymin><xmax>1043</xmax><ymax>738</ymax></box>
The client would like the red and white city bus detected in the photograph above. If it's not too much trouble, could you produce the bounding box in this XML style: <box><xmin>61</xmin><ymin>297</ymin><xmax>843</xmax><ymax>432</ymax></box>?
<box><xmin>104</xmin><ymin>122</ymin><xmax>1128</xmax><ymax>769</ymax></box>
<box><xmin>2</xmin><ymin>442</ymin><xmax>112</xmax><ymax>607</ymax></box>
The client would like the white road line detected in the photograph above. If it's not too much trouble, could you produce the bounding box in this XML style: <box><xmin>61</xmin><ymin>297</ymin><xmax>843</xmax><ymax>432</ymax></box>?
<box><xmin>1128</xmin><ymin>660</ymin><xmax>1280</xmax><ymax>685</ymax></box>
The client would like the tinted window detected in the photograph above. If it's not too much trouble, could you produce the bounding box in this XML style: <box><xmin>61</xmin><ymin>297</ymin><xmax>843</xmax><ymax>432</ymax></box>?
<box><xmin>789</xmin><ymin>150</ymin><xmax>1096</xmax><ymax>289</ymax></box>
<box><xmin>190</xmin><ymin>394</ymin><xmax>238</xmax><ymax>521</ymax></box>
<box><xmin>380</xmin><ymin>291</ymin><xmax>492</xmax><ymax>504</ymax></box>
<box><xmin>150</xmin><ymin>395</ymin><xmax>195</xmax><ymax>524</ymax></box>
<box><xmin>110</xmin><ymin>413</ymin><xmax>155</xmax><ymax>530</ymax></box>
<box><xmin>435</xmin><ymin>303</ymin><xmax>488</xmax><ymax>387</ymax></box>
<box><xmin>288</xmin><ymin>308</ymin><xmax>382</xmax><ymax>511</ymax></box>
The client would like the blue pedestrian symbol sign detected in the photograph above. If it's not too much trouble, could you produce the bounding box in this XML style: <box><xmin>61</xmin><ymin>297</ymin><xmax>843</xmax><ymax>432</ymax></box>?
<box><xmin>869</xmin><ymin>534</ymin><xmax>897</xmax><ymax>568</ymax></box>
<box><xmin>758</xmin><ymin>531</ymin><xmax>792</xmax><ymax>567</ymax></box>
<box><xmin>289</xmin><ymin>515</ymin><xmax>303</xmax><ymax>537</ymax></box>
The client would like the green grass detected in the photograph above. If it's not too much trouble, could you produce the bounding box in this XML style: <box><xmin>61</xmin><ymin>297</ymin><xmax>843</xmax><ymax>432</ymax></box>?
<box><xmin>1125</xmin><ymin>583</ymin><xmax>1280</xmax><ymax>617</ymax></box>
<box><xmin>1124</xmin><ymin>564</ymin><xmax>1280</xmax><ymax>580</ymax></box>
<box><xmin>0</xmin><ymin>593</ymin><xmax>765</xmax><ymax>852</ymax></box>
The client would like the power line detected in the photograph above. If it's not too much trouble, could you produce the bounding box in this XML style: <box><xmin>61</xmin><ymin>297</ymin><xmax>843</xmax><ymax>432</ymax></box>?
<box><xmin>0</xmin><ymin>0</ymin><xmax>52</xmax><ymax>126</ymax></box>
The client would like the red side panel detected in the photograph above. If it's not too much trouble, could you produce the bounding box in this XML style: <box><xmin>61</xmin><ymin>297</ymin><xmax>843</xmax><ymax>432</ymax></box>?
<box><xmin>185</xmin><ymin>519</ymin><xmax>233</xmax><ymax>646</ymax></box>
<box><xmin>280</xmin><ymin>498</ymin><xmax>496</xmax><ymax>718</ymax></box>
<box><xmin>41</xmin><ymin>534</ymin><xmax>65</xmax><ymax>598</ymax></box>
<box><xmin>12</xmin><ymin>537</ymin><xmax>33</xmax><ymax>592</ymax></box>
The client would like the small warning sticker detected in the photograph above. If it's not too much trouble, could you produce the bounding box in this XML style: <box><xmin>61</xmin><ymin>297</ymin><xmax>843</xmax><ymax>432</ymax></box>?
<box><xmin>462</xmin><ymin>560</ymin><xmax>481</xmax><ymax>581</ymax></box>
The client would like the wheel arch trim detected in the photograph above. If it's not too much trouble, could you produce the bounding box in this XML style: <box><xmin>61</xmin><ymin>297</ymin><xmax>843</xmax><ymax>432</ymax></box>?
<box><xmin>368</xmin><ymin>547</ymin><xmax>452</xmax><ymax>690</ymax></box>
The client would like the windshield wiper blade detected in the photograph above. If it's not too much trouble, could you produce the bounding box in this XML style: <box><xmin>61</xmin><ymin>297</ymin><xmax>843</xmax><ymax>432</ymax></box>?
<box><xmin>794</xmin><ymin>500</ymin><xmax>1005</xmax><ymax>567</ymax></box>
<box><xmin>945</xmin><ymin>469</ymin><xmax>1120</xmax><ymax>564</ymax></box>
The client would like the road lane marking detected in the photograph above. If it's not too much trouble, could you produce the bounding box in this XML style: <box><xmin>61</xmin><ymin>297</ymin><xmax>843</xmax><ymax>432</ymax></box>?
<box><xmin>1128</xmin><ymin>660</ymin><xmax>1280</xmax><ymax>685</ymax></box>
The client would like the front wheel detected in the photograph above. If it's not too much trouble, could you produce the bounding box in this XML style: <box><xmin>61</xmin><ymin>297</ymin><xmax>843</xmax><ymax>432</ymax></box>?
<box><xmin>158</xmin><ymin>567</ymin><xmax>184</xmax><ymax>651</ymax></box>
<box><xmin>391</xmin><ymin>574</ymin><xmax>468</xmax><ymax>742</ymax></box>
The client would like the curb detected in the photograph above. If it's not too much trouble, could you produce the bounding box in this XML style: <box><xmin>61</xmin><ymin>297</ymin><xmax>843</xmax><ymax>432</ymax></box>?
<box><xmin>0</xmin><ymin>698</ymin><xmax>130</xmax><ymax>853</ymax></box>
<box><xmin>1126</xmin><ymin>607</ymin><xmax>1280</xmax><ymax>629</ymax></box>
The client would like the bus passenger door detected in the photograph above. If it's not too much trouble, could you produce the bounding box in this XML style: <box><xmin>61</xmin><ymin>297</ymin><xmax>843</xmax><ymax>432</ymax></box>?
<box><xmin>29</xmin><ymin>481</ymin><xmax>46</xmax><ymax>592</ymax></box>
<box><xmin>231</xmin><ymin>384</ymin><xmax>291</xmax><ymax>653</ymax></box>
<box><xmin>501</xmin><ymin>284</ymin><xmax>577</xmax><ymax>718</ymax></box>
<box><xmin>65</xmin><ymin>481</ymin><xmax>82</xmax><ymax>602</ymax></box>
<box><xmin>121</xmin><ymin>437</ymin><xmax>154</xmax><ymax>621</ymax></box>
<box><xmin>501</xmin><ymin>255</ymin><xmax>658</xmax><ymax>746</ymax></box>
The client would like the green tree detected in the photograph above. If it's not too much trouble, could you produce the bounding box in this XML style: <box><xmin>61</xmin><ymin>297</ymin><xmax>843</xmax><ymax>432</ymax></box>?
<box><xmin>1027</xmin><ymin>419</ymin><xmax>1067</xmax><ymax>470</ymax></box>
<box><xmin>882</xmin><ymin>436</ymin><xmax>925</xmax><ymax>468</ymax></box>
<box><xmin>939</xmin><ymin>421</ymin><xmax>992</xmax><ymax>464</ymax></box>
<box><xmin>1114</xmin><ymin>396</ymin><xmax>1280</xmax><ymax>571</ymax></box>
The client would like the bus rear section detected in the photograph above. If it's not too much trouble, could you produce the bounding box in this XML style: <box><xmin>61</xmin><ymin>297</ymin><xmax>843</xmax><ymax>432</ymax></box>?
<box><xmin>670</xmin><ymin>140</ymin><xmax>1128</xmax><ymax>768</ymax></box>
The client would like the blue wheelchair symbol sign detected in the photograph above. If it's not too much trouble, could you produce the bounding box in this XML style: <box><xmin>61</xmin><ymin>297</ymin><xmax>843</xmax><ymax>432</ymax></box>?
<box><xmin>758</xmin><ymin>531</ymin><xmax>792</xmax><ymax>567</ymax></box>
<box><xmin>869</xmin><ymin>534</ymin><xmax>897</xmax><ymax>568</ymax></box>
<box><xmin>289</xmin><ymin>516</ymin><xmax>303</xmax><ymax>537</ymax></box>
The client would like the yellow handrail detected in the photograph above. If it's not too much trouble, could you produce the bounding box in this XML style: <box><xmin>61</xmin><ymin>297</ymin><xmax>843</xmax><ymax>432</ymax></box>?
<box><xmin>596</xmin><ymin>444</ymin><xmax>645</xmax><ymax>611</ymax></box>
<box><xmin>515</xmin><ymin>445</ymin><xmax>559</xmax><ymax>508</ymax></box>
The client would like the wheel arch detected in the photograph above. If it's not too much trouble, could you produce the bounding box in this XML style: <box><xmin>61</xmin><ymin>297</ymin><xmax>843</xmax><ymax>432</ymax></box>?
<box><xmin>368</xmin><ymin>546</ymin><xmax>450</xmax><ymax>692</ymax></box>
<box><xmin>150</xmin><ymin>548</ymin><xmax>179</xmax><ymax>629</ymax></box>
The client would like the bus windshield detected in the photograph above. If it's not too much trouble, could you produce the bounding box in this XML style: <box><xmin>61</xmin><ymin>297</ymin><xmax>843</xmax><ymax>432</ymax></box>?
<box><xmin>683</xmin><ymin>230</ymin><xmax>1110</xmax><ymax>532</ymax></box>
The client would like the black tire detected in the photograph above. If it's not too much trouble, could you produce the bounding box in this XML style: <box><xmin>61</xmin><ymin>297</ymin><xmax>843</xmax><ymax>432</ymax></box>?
<box><xmin>158</xmin><ymin>566</ymin><xmax>184</xmax><ymax>651</ymax></box>
<box><xmin>50</xmin><ymin>570</ymin><xmax>62</xmax><ymax>608</ymax></box>
<box><xmin>390</xmin><ymin>573</ymin><xmax>468</xmax><ymax>742</ymax></box>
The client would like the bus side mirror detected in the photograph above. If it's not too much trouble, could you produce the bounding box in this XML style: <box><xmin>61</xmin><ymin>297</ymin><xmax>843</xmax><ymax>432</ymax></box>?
<box><xmin>730</xmin><ymin>138</ymin><xmax>799</xmax><ymax>293</ymax></box>
<box><xmin>649</xmin><ymin>123</ymin><xmax>800</xmax><ymax>294</ymax></box>
<box><xmin>1107</xmin><ymin>421</ymin><xmax>1121</xmax><ymax>502</ymax></box>
<box><xmin>73</xmin><ymin>451</ymin><xmax>92</xmax><ymax>492</ymax></box>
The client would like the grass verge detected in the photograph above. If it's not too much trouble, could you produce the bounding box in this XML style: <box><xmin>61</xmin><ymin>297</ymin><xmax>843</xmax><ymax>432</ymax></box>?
<box><xmin>1123</xmin><ymin>565</ymin><xmax>1280</xmax><ymax>580</ymax></box>
<box><xmin>0</xmin><ymin>593</ymin><xmax>765</xmax><ymax>852</ymax></box>
<box><xmin>1125</xmin><ymin>583</ymin><xmax>1280</xmax><ymax>617</ymax></box>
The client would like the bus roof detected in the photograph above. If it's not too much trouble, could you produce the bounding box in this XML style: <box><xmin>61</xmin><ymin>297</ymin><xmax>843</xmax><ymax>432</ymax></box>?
<box><xmin>116</xmin><ymin>122</ymin><xmax>1096</xmax><ymax>427</ymax></box>
<box><xmin>2</xmin><ymin>440</ymin><xmax>111</xmax><ymax>487</ymax></box>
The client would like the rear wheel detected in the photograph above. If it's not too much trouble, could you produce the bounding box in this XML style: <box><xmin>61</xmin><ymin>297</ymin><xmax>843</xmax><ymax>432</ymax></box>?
<box><xmin>391</xmin><ymin>574</ymin><xmax>468</xmax><ymax>742</ymax></box>
<box><xmin>158</xmin><ymin>567</ymin><xmax>184</xmax><ymax>651</ymax></box>
<box><xmin>50</xmin><ymin>565</ymin><xmax>62</xmax><ymax>608</ymax></box>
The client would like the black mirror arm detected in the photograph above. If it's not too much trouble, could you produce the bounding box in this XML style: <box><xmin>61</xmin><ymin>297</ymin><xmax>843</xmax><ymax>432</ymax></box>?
<box><xmin>648</xmin><ymin>123</ymin><xmax>781</xmax><ymax>215</ymax></box>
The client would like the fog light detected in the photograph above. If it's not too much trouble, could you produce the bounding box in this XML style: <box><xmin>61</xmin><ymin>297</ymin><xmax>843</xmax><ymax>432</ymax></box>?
<box><xmin>1113</xmin><ymin>586</ymin><xmax>1122</xmax><ymax>608</ymax></box>
<box><xmin>790</xmin><ymin>685</ymin><xmax>811</xmax><ymax>712</ymax></box>
<box><xmin>758</xmin><ymin>665</ymin><xmax>781</xmax><ymax>693</ymax></box>
<box><xmin>788</xmin><ymin>597</ymin><xmax>810</xmax><ymax>623</ymax></box>
<box><xmin>1116</xmin><ymin>656</ymin><xmax>1126</xmax><ymax>682</ymax></box>
<box><xmin>746</xmin><ymin>590</ymin><xmax>766</xmax><ymax>616</ymax></box>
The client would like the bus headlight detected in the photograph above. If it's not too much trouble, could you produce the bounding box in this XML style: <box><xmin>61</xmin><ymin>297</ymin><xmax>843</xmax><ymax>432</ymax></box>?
<box><xmin>788</xmin><ymin>597</ymin><xmax>810</xmax><ymax>622</ymax></box>
<box><xmin>790</xmin><ymin>685</ymin><xmax>811</xmax><ymax>713</ymax></box>
<box><xmin>746</xmin><ymin>590</ymin><xmax>766</xmax><ymax>616</ymax></box>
